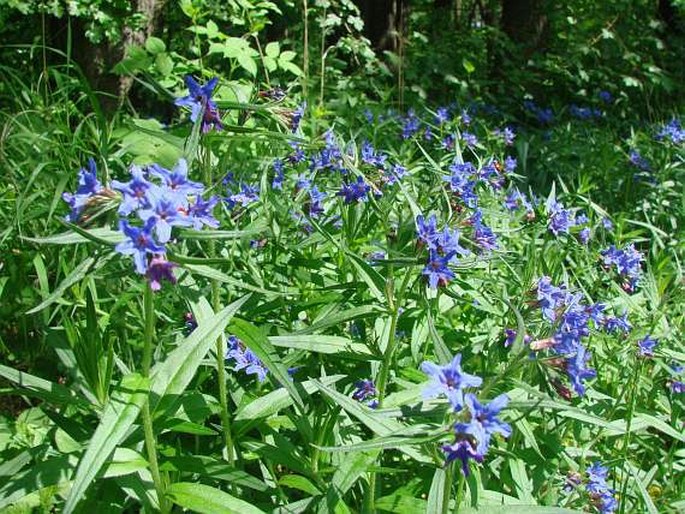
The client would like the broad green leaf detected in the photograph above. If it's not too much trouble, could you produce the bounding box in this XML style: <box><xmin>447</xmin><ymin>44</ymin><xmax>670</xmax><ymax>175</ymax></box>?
<box><xmin>145</xmin><ymin>36</ymin><xmax>166</xmax><ymax>54</ymax></box>
<box><xmin>0</xmin><ymin>454</ymin><xmax>78</xmax><ymax>509</ymax></box>
<box><xmin>237</xmin><ymin>55</ymin><xmax>257</xmax><ymax>76</ymax></box>
<box><xmin>265</xmin><ymin>41</ymin><xmax>280</xmax><ymax>57</ymax></box>
<box><xmin>150</xmin><ymin>295</ymin><xmax>250</xmax><ymax>413</ymax></box>
<box><xmin>166</xmin><ymin>482</ymin><xmax>265</xmax><ymax>514</ymax></box>
<box><xmin>63</xmin><ymin>373</ymin><xmax>150</xmax><ymax>514</ymax></box>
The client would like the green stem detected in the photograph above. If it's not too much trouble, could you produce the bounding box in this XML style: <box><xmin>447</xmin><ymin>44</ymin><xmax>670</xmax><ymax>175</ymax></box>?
<box><xmin>453</xmin><ymin>471</ymin><xmax>465</xmax><ymax>514</ymax></box>
<box><xmin>141</xmin><ymin>285</ymin><xmax>169</xmax><ymax>513</ymax></box>
<box><xmin>442</xmin><ymin>463</ymin><xmax>453</xmax><ymax>514</ymax></box>
<box><xmin>618</xmin><ymin>360</ymin><xmax>642</xmax><ymax>514</ymax></box>
<box><xmin>202</xmin><ymin>146</ymin><xmax>236</xmax><ymax>465</ymax></box>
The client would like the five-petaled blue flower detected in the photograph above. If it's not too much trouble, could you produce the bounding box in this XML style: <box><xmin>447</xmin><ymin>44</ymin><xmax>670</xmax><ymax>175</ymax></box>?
<box><xmin>175</xmin><ymin>75</ymin><xmax>223</xmax><ymax>133</ymax></box>
<box><xmin>420</xmin><ymin>354</ymin><xmax>483</xmax><ymax>411</ymax></box>
<box><xmin>115</xmin><ymin>218</ymin><xmax>166</xmax><ymax>274</ymax></box>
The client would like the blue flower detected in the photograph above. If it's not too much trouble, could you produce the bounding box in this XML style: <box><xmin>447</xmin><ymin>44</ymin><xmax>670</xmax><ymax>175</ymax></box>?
<box><xmin>416</xmin><ymin>214</ymin><xmax>439</xmax><ymax>249</ymax></box>
<box><xmin>422</xmin><ymin>250</ymin><xmax>456</xmax><ymax>289</ymax></box>
<box><xmin>338</xmin><ymin>176</ymin><xmax>370</xmax><ymax>203</ymax></box>
<box><xmin>62</xmin><ymin>158</ymin><xmax>104</xmax><ymax>222</ymax></box>
<box><xmin>461</xmin><ymin>131</ymin><xmax>478</xmax><ymax>148</ymax></box>
<box><xmin>585</xmin><ymin>462</ymin><xmax>618</xmax><ymax>513</ymax></box>
<box><xmin>435</xmin><ymin>106</ymin><xmax>450</xmax><ymax>125</ymax></box>
<box><xmin>601</xmin><ymin>244</ymin><xmax>643</xmax><ymax>292</ymax></box>
<box><xmin>442</xmin><ymin>439</ymin><xmax>483</xmax><ymax>476</ymax></box>
<box><xmin>454</xmin><ymin>393</ymin><xmax>511</xmax><ymax>456</ymax></box>
<box><xmin>352</xmin><ymin>379</ymin><xmax>377</xmax><ymax>402</ymax></box>
<box><xmin>272</xmin><ymin>159</ymin><xmax>285</xmax><ymax>190</ymax></box>
<box><xmin>401</xmin><ymin>110</ymin><xmax>421</xmax><ymax>139</ymax></box>
<box><xmin>137</xmin><ymin>185</ymin><xmax>193</xmax><ymax>243</ymax></box>
<box><xmin>420</xmin><ymin>354</ymin><xmax>483</xmax><ymax>411</ymax></box>
<box><xmin>546</xmin><ymin>200</ymin><xmax>574</xmax><ymax>236</ymax></box>
<box><xmin>147</xmin><ymin>255</ymin><xmax>177</xmax><ymax>291</ymax></box>
<box><xmin>115</xmin><ymin>218</ymin><xmax>166</xmax><ymax>274</ymax></box>
<box><xmin>637</xmin><ymin>335</ymin><xmax>657</xmax><ymax>357</ymax></box>
<box><xmin>149</xmin><ymin>159</ymin><xmax>204</xmax><ymax>197</ymax></box>
<box><xmin>578</xmin><ymin>227</ymin><xmax>591</xmax><ymax>245</ymax></box>
<box><xmin>112</xmin><ymin>165</ymin><xmax>154</xmax><ymax>216</ymax></box>
<box><xmin>603</xmin><ymin>312</ymin><xmax>631</xmax><ymax>333</ymax></box>
<box><xmin>228</xmin><ymin>183</ymin><xmax>260</xmax><ymax>208</ymax></box>
<box><xmin>290</xmin><ymin>102</ymin><xmax>306</xmax><ymax>132</ymax></box>
<box><xmin>565</xmin><ymin>344</ymin><xmax>596</xmax><ymax>396</ymax></box>
<box><xmin>175</xmin><ymin>75</ymin><xmax>223</xmax><ymax>133</ymax></box>
<box><xmin>628</xmin><ymin>150</ymin><xmax>651</xmax><ymax>172</ymax></box>
<box><xmin>225</xmin><ymin>335</ymin><xmax>268</xmax><ymax>382</ymax></box>
<box><xmin>187</xmin><ymin>195</ymin><xmax>219</xmax><ymax>230</ymax></box>
<box><xmin>494</xmin><ymin>126</ymin><xmax>515</xmax><ymax>145</ymax></box>
<box><xmin>598</xmin><ymin>91</ymin><xmax>613</xmax><ymax>104</ymax></box>
<box><xmin>656</xmin><ymin>118</ymin><xmax>685</xmax><ymax>144</ymax></box>
<box><xmin>504</xmin><ymin>156</ymin><xmax>517</xmax><ymax>174</ymax></box>
<box><xmin>536</xmin><ymin>276</ymin><xmax>568</xmax><ymax>322</ymax></box>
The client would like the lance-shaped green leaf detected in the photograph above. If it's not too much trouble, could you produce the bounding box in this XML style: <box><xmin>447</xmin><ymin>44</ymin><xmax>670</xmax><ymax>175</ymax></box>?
<box><xmin>23</xmin><ymin>227</ymin><xmax>124</xmax><ymax>246</ymax></box>
<box><xmin>229</xmin><ymin>318</ymin><xmax>304</xmax><ymax>410</ymax></box>
<box><xmin>268</xmin><ymin>334</ymin><xmax>373</xmax><ymax>357</ymax></box>
<box><xmin>166</xmin><ymin>482</ymin><xmax>266</xmax><ymax>514</ymax></box>
<box><xmin>63</xmin><ymin>373</ymin><xmax>150</xmax><ymax>514</ymax></box>
<box><xmin>235</xmin><ymin>375</ymin><xmax>344</xmax><ymax>422</ymax></box>
<box><xmin>150</xmin><ymin>295</ymin><xmax>250</xmax><ymax>413</ymax></box>
<box><xmin>0</xmin><ymin>364</ymin><xmax>90</xmax><ymax>408</ymax></box>
<box><xmin>26</xmin><ymin>256</ymin><xmax>96</xmax><ymax>315</ymax></box>
<box><xmin>313</xmin><ymin>380</ymin><xmax>431</xmax><ymax>463</ymax></box>
<box><xmin>319</xmin><ymin>451</ymin><xmax>378</xmax><ymax>514</ymax></box>
<box><xmin>0</xmin><ymin>454</ymin><xmax>79</xmax><ymax>509</ymax></box>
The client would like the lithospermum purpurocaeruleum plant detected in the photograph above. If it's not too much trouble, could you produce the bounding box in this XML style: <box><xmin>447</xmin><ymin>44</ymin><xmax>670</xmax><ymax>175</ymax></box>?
<box><xmin>1</xmin><ymin>38</ymin><xmax>684</xmax><ymax>514</ymax></box>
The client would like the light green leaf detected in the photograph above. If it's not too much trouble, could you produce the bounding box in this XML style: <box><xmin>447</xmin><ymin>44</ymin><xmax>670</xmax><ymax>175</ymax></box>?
<box><xmin>150</xmin><ymin>295</ymin><xmax>250</xmax><ymax>413</ymax></box>
<box><xmin>265</xmin><ymin>41</ymin><xmax>280</xmax><ymax>57</ymax></box>
<box><xmin>166</xmin><ymin>482</ymin><xmax>265</xmax><ymax>514</ymax></box>
<box><xmin>237</xmin><ymin>54</ymin><xmax>257</xmax><ymax>76</ymax></box>
<box><xmin>26</xmin><ymin>256</ymin><xmax>95</xmax><ymax>314</ymax></box>
<box><xmin>145</xmin><ymin>36</ymin><xmax>166</xmax><ymax>54</ymax></box>
<box><xmin>63</xmin><ymin>373</ymin><xmax>150</xmax><ymax>514</ymax></box>
<box><xmin>229</xmin><ymin>318</ymin><xmax>304</xmax><ymax>410</ymax></box>
<box><xmin>268</xmin><ymin>335</ymin><xmax>373</xmax><ymax>356</ymax></box>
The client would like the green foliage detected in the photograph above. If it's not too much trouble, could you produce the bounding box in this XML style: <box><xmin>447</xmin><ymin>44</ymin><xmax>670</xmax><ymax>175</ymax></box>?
<box><xmin>0</xmin><ymin>1</ymin><xmax>684</xmax><ymax>513</ymax></box>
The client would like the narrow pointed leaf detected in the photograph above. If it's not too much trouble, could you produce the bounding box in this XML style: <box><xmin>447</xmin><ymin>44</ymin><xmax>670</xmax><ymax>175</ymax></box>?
<box><xmin>63</xmin><ymin>373</ymin><xmax>150</xmax><ymax>514</ymax></box>
<box><xmin>166</xmin><ymin>482</ymin><xmax>266</xmax><ymax>514</ymax></box>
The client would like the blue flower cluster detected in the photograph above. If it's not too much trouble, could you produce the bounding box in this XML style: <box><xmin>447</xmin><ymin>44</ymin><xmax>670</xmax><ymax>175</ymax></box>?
<box><xmin>524</xmin><ymin>100</ymin><xmax>554</xmax><ymax>124</ymax></box>
<box><xmin>225</xmin><ymin>335</ymin><xmax>268</xmax><ymax>382</ymax></box>
<box><xmin>416</xmin><ymin>214</ymin><xmax>469</xmax><ymax>289</ymax></box>
<box><xmin>421</xmin><ymin>354</ymin><xmax>511</xmax><ymax>476</ymax></box>
<box><xmin>585</xmin><ymin>462</ymin><xmax>618</xmax><ymax>513</ymax></box>
<box><xmin>600</xmin><ymin>244</ymin><xmax>643</xmax><ymax>292</ymax></box>
<box><xmin>570</xmin><ymin>104</ymin><xmax>603</xmax><ymax>121</ymax></box>
<box><xmin>534</xmin><ymin>277</ymin><xmax>611</xmax><ymax>396</ymax></box>
<box><xmin>62</xmin><ymin>157</ymin><xmax>219</xmax><ymax>290</ymax></box>
<box><xmin>655</xmin><ymin>119</ymin><xmax>685</xmax><ymax>144</ymax></box>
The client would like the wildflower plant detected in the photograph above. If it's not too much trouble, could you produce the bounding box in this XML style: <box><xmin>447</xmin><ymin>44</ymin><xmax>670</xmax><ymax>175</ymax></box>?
<box><xmin>4</xmin><ymin>38</ymin><xmax>684</xmax><ymax>514</ymax></box>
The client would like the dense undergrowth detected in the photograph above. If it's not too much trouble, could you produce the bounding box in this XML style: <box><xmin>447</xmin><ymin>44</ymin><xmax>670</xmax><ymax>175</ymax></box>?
<box><xmin>1</xmin><ymin>2</ymin><xmax>684</xmax><ymax>513</ymax></box>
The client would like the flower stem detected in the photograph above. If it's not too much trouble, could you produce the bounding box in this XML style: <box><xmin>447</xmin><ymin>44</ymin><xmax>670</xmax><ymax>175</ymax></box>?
<box><xmin>202</xmin><ymin>145</ymin><xmax>236</xmax><ymax>465</ymax></box>
<box><xmin>141</xmin><ymin>284</ymin><xmax>169</xmax><ymax>513</ymax></box>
